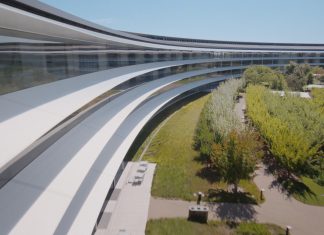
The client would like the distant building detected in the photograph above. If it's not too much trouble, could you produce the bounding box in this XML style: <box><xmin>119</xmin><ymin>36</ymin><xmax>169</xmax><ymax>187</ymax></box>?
<box><xmin>271</xmin><ymin>90</ymin><xmax>312</xmax><ymax>98</ymax></box>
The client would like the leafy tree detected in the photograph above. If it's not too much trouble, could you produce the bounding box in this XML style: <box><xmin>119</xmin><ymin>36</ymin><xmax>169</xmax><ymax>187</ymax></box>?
<box><xmin>195</xmin><ymin>79</ymin><xmax>261</xmax><ymax>190</ymax></box>
<box><xmin>195</xmin><ymin>78</ymin><xmax>244</xmax><ymax>152</ymax></box>
<box><xmin>311</xmin><ymin>66</ymin><xmax>324</xmax><ymax>75</ymax></box>
<box><xmin>311</xmin><ymin>66</ymin><xmax>324</xmax><ymax>83</ymax></box>
<box><xmin>311</xmin><ymin>88</ymin><xmax>324</xmax><ymax>113</ymax></box>
<box><xmin>194</xmin><ymin>104</ymin><xmax>214</xmax><ymax>157</ymax></box>
<box><xmin>246</xmin><ymin>85</ymin><xmax>324</xmax><ymax>176</ymax></box>
<box><xmin>243</xmin><ymin>65</ymin><xmax>287</xmax><ymax>90</ymax></box>
<box><xmin>285</xmin><ymin>62</ymin><xmax>314</xmax><ymax>91</ymax></box>
<box><xmin>210</xmin><ymin>130</ymin><xmax>262</xmax><ymax>193</ymax></box>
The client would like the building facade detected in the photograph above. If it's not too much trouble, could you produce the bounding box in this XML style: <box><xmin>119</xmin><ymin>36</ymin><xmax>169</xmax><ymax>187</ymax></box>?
<box><xmin>0</xmin><ymin>0</ymin><xmax>324</xmax><ymax>234</ymax></box>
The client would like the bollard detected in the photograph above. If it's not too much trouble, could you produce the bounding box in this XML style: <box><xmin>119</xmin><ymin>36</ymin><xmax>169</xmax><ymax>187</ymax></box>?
<box><xmin>260</xmin><ymin>188</ymin><xmax>265</xmax><ymax>200</ymax></box>
<box><xmin>286</xmin><ymin>225</ymin><xmax>292</xmax><ymax>235</ymax></box>
<box><xmin>194</xmin><ymin>192</ymin><xmax>204</xmax><ymax>205</ymax></box>
<box><xmin>197</xmin><ymin>192</ymin><xmax>202</xmax><ymax>205</ymax></box>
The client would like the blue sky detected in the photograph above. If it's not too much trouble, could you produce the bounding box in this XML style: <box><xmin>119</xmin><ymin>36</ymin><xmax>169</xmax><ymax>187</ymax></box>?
<box><xmin>41</xmin><ymin>0</ymin><xmax>324</xmax><ymax>43</ymax></box>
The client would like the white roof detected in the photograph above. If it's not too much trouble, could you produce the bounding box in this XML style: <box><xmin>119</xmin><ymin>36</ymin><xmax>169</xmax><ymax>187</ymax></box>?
<box><xmin>271</xmin><ymin>90</ymin><xmax>311</xmax><ymax>98</ymax></box>
<box><xmin>306</xmin><ymin>84</ymin><xmax>324</xmax><ymax>89</ymax></box>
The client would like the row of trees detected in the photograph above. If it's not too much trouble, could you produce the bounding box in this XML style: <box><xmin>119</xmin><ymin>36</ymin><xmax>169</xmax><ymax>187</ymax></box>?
<box><xmin>195</xmin><ymin>79</ymin><xmax>244</xmax><ymax>157</ymax></box>
<box><xmin>311</xmin><ymin>88</ymin><xmax>324</xmax><ymax>114</ymax></box>
<box><xmin>243</xmin><ymin>62</ymin><xmax>321</xmax><ymax>91</ymax></box>
<box><xmin>195</xmin><ymin>79</ymin><xmax>263</xmax><ymax>192</ymax></box>
<box><xmin>246</xmin><ymin>85</ymin><xmax>324</xmax><ymax>177</ymax></box>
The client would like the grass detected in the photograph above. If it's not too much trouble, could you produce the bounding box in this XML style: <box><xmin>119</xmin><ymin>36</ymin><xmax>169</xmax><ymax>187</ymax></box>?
<box><xmin>133</xmin><ymin>94</ymin><xmax>263</xmax><ymax>203</ymax></box>
<box><xmin>145</xmin><ymin>218</ymin><xmax>285</xmax><ymax>235</ymax></box>
<box><xmin>293</xmin><ymin>176</ymin><xmax>324</xmax><ymax>206</ymax></box>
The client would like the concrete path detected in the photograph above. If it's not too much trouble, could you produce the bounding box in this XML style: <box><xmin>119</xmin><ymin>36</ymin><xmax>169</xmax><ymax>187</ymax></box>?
<box><xmin>149</xmin><ymin>165</ymin><xmax>324</xmax><ymax>235</ymax></box>
<box><xmin>234</xmin><ymin>93</ymin><xmax>246</xmax><ymax>123</ymax></box>
<box><xmin>254</xmin><ymin>166</ymin><xmax>324</xmax><ymax>235</ymax></box>
<box><xmin>96</xmin><ymin>162</ymin><xmax>156</xmax><ymax>235</ymax></box>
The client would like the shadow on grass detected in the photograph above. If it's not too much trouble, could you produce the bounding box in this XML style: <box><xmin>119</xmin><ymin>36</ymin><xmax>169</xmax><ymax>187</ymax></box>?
<box><xmin>269</xmin><ymin>176</ymin><xmax>316</xmax><ymax>199</ymax></box>
<box><xmin>208</xmin><ymin>200</ymin><xmax>257</xmax><ymax>221</ymax></box>
<box><xmin>196</xmin><ymin>166</ymin><xmax>222</xmax><ymax>184</ymax></box>
<box><xmin>193</xmin><ymin>153</ymin><xmax>209</xmax><ymax>163</ymax></box>
<box><xmin>207</xmin><ymin>189</ymin><xmax>258</xmax><ymax>204</ymax></box>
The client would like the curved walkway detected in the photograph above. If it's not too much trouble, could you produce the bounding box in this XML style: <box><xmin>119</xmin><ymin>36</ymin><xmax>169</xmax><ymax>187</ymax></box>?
<box><xmin>148</xmin><ymin>165</ymin><xmax>324</xmax><ymax>235</ymax></box>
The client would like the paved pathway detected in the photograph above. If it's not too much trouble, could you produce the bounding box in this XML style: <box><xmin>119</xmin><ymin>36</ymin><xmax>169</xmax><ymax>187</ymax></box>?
<box><xmin>149</xmin><ymin>168</ymin><xmax>324</xmax><ymax>235</ymax></box>
<box><xmin>234</xmin><ymin>93</ymin><xmax>246</xmax><ymax>124</ymax></box>
<box><xmin>149</xmin><ymin>165</ymin><xmax>324</xmax><ymax>235</ymax></box>
<box><xmin>149</xmin><ymin>94</ymin><xmax>324</xmax><ymax>235</ymax></box>
<box><xmin>96</xmin><ymin>162</ymin><xmax>156</xmax><ymax>235</ymax></box>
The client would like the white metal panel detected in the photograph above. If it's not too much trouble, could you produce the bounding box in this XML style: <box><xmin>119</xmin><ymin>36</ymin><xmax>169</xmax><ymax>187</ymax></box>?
<box><xmin>0</xmin><ymin>58</ymin><xmax>222</xmax><ymax>170</ymax></box>
<box><xmin>0</xmin><ymin>69</ymin><xmax>230</xmax><ymax>234</ymax></box>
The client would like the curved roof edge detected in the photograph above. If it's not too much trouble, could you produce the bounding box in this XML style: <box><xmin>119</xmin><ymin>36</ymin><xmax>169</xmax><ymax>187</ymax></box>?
<box><xmin>2</xmin><ymin>0</ymin><xmax>324</xmax><ymax>51</ymax></box>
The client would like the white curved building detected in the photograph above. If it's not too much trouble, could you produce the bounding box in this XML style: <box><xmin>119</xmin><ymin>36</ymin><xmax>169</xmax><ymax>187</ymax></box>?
<box><xmin>0</xmin><ymin>1</ymin><xmax>324</xmax><ymax>234</ymax></box>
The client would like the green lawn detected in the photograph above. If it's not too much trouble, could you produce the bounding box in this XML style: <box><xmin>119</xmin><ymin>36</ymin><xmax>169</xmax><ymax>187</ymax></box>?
<box><xmin>146</xmin><ymin>218</ymin><xmax>285</xmax><ymax>235</ymax></box>
<box><xmin>134</xmin><ymin>94</ymin><xmax>263</xmax><ymax>203</ymax></box>
<box><xmin>293</xmin><ymin>176</ymin><xmax>324</xmax><ymax>206</ymax></box>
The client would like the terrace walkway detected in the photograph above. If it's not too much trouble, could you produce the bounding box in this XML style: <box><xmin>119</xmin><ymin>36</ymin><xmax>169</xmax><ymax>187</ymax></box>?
<box><xmin>96</xmin><ymin>162</ymin><xmax>156</xmax><ymax>235</ymax></box>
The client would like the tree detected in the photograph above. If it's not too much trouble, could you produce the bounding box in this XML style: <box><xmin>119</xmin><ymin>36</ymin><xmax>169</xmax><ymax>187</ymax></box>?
<box><xmin>210</xmin><ymin>130</ymin><xmax>262</xmax><ymax>193</ymax></box>
<box><xmin>285</xmin><ymin>62</ymin><xmax>314</xmax><ymax>91</ymax></box>
<box><xmin>194</xmin><ymin>105</ymin><xmax>214</xmax><ymax>158</ymax></box>
<box><xmin>246</xmin><ymin>85</ymin><xmax>324</xmax><ymax>176</ymax></box>
<box><xmin>311</xmin><ymin>66</ymin><xmax>324</xmax><ymax>83</ymax></box>
<box><xmin>243</xmin><ymin>65</ymin><xmax>287</xmax><ymax>90</ymax></box>
<box><xmin>195</xmin><ymin>78</ymin><xmax>244</xmax><ymax>158</ymax></box>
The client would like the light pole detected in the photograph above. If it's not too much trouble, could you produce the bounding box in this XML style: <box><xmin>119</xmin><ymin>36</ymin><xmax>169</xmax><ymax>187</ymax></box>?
<box><xmin>286</xmin><ymin>225</ymin><xmax>292</xmax><ymax>235</ymax></box>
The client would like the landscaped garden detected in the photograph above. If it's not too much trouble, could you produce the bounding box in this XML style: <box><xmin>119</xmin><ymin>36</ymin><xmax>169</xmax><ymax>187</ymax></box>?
<box><xmin>244</xmin><ymin>64</ymin><xmax>324</xmax><ymax>206</ymax></box>
<box><xmin>146</xmin><ymin>218</ymin><xmax>285</xmax><ymax>235</ymax></box>
<box><xmin>132</xmin><ymin>63</ymin><xmax>324</xmax><ymax>207</ymax></box>
<box><xmin>134</xmin><ymin>63</ymin><xmax>324</xmax><ymax>234</ymax></box>
<box><xmin>132</xmin><ymin>79</ymin><xmax>263</xmax><ymax>204</ymax></box>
